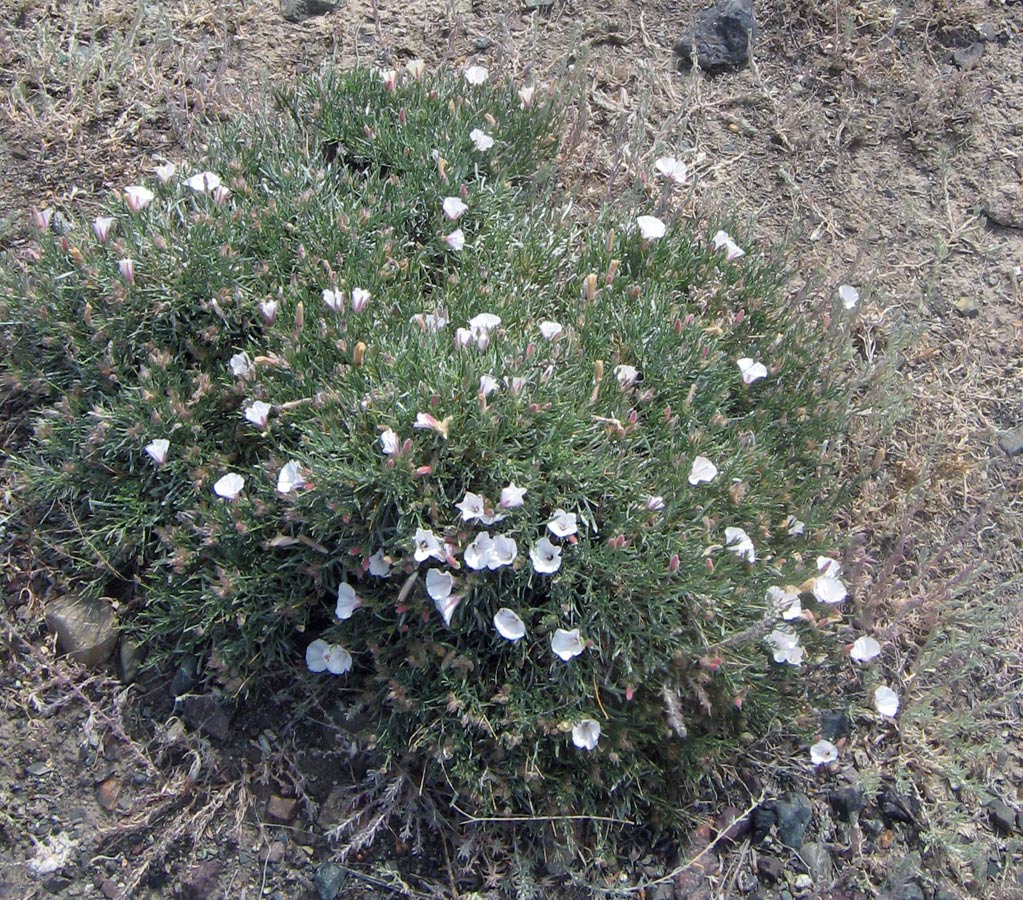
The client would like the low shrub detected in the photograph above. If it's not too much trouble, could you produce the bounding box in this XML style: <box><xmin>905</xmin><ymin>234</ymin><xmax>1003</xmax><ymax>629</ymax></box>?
<box><xmin>2</xmin><ymin>64</ymin><xmax>861</xmax><ymax>826</ymax></box>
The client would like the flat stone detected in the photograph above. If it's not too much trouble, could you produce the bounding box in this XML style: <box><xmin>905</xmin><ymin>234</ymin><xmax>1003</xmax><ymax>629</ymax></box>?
<box><xmin>998</xmin><ymin>426</ymin><xmax>1023</xmax><ymax>457</ymax></box>
<box><xmin>280</xmin><ymin>0</ymin><xmax>340</xmax><ymax>23</ymax></box>
<box><xmin>96</xmin><ymin>777</ymin><xmax>122</xmax><ymax>812</ymax></box>
<box><xmin>314</xmin><ymin>862</ymin><xmax>346</xmax><ymax>900</ymax></box>
<box><xmin>775</xmin><ymin>793</ymin><xmax>813</xmax><ymax>848</ymax></box>
<box><xmin>42</xmin><ymin>875</ymin><xmax>73</xmax><ymax>894</ymax></box>
<box><xmin>179</xmin><ymin>694</ymin><xmax>232</xmax><ymax>742</ymax></box>
<box><xmin>117</xmin><ymin>638</ymin><xmax>145</xmax><ymax>684</ymax></box>
<box><xmin>45</xmin><ymin>596</ymin><xmax>118</xmax><ymax>668</ymax></box>
<box><xmin>952</xmin><ymin>296</ymin><xmax>978</xmax><ymax>318</ymax></box>
<box><xmin>829</xmin><ymin>784</ymin><xmax>865</xmax><ymax>823</ymax></box>
<box><xmin>952</xmin><ymin>41</ymin><xmax>984</xmax><ymax>69</ymax></box>
<box><xmin>987</xmin><ymin>798</ymin><xmax>1018</xmax><ymax>835</ymax></box>
<box><xmin>267</xmin><ymin>795</ymin><xmax>298</xmax><ymax>823</ymax></box>
<box><xmin>820</xmin><ymin>708</ymin><xmax>851</xmax><ymax>740</ymax></box>
<box><xmin>757</xmin><ymin>856</ymin><xmax>785</xmax><ymax>883</ymax></box>
<box><xmin>798</xmin><ymin>842</ymin><xmax>833</xmax><ymax>883</ymax></box>
<box><xmin>674</xmin><ymin>0</ymin><xmax>755</xmax><ymax>75</ymax></box>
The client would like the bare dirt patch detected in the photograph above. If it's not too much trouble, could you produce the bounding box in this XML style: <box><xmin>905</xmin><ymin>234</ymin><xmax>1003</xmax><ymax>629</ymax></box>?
<box><xmin>2</xmin><ymin>0</ymin><xmax>1022</xmax><ymax>897</ymax></box>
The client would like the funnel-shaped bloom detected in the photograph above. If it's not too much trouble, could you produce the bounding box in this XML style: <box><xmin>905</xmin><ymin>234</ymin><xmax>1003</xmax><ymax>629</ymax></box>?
<box><xmin>572</xmin><ymin>719</ymin><xmax>601</xmax><ymax>751</ymax></box>
<box><xmin>551</xmin><ymin>628</ymin><xmax>584</xmax><ymax>661</ymax></box>
<box><xmin>494</xmin><ymin>608</ymin><xmax>526</xmax><ymax>641</ymax></box>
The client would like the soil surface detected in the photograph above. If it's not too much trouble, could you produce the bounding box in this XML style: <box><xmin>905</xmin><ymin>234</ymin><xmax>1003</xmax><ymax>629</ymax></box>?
<box><xmin>2</xmin><ymin>0</ymin><xmax>1023</xmax><ymax>898</ymax></box>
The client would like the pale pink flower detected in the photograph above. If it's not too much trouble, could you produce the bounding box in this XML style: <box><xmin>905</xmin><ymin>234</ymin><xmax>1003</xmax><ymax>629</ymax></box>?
<box><xmin>257</xmin><ymin>299</ymin><xmax>279</xmax><ymax>325</ymax></box>
<box><xmin>654</xmin><ymin>156</ymin><xmax>688</xmax><ymax>184</ymax></box>
<box><xmin>213</xmin><ymin>472</ymin><xmax>245</xmax><ymax>500</ymax></box>
<box><xmin>145</xmin><ymin>438</ymin><xmax>169</xmax><ymax>466</ymax></box>
<box><xmin>351</xmin><ymin>287</ymin><xmax>370</xmax><ymax>313</ymax></box>
<box><xmin>413</xmin><ymin>528</ymin><xmax>446</xmax><ymax>563</ymax></box>
<box><xmin>518</xmin><ymin>86</ymin><xmax>536</xmax><ymax>109</ymax></box>
<box><xmin>322</xmin><ymin>288</ymin><xmax>344</xmax><ymax>313</ymax></box>
<box><xmin>93</xmin><ymin>216</ymin><xmax>114</xmax><ymax>243</ymax></box>
<box><xmin>765</xmin><ymin>627</ymin><xmax>803</xmax><ymax>665</ymax></box>
<box><xmin>464</xmin><ymin>532</ymin><xmax>494</xmax><ymax>570</ymax></box>
<box><xmin>444</xmin><ymin>229</ymin><xmax>465</xmax><ymax>252</ymax></box>
<box><xmin>614</xmin><ymin>365</ymin><xmax>639</xmax><ymax>389</ymax></box>
<box><xmin>123</xmin><ymin>185</ymin><xmax>154</xmax><ymax>212</ymax></box>
<box><xmin>442</xmin><ymin>197</ymin><xmax>468</xmax><ymax>221</ymax></box>
<box><xmin>547</xmin><ymin>509</ymin><xmax>577</xmax><ymax>538</ymax></box>
<box><xmin>405</xmin><ymin>59</ymin><xmax>426</xmax><ymax>79</ymax></box>
<box><xmin>154</xmin><ymin>162</ymin><xmax>176</xmax><ymax>184</ymax></box>
<box><xmin>530</xmin><ymin>536</ymin><xmax>562</xmax><ymax>574</ymax></box>
<box><xmin>539</xmin><ymin>321</ymin><xmax>563</xmax><ymax>341</ymax></box>
<box><xmin>636</xmin><ymin>215</ymin><xmax>666</xmax><ymax>241</ymax></box>
<box><xmin>229</xmin><ymin>352</ymin><xmax>254</xmax><ymax>380</ymax></box>
<box><xmin>414</xmin><ymin>412</ymin><xmax>450</xmax><ymax>439</ymax></box>
<box><xmin>118</xmin><ymin>258</ymin><xmax>135</xmax><ymax>284</ymax></box>
<box><xmin>469</xmin><ymin>128</ymin><xmax>494</xmax><ymax>152</ymax></box>
<box><xmin>499</xmin><ymin>483</ymin><xmax>527</xmax><ymax>508</ymax></box>
<box><xmin>479</xmin><ymin>374</ymin><xmax>499</xmax><ymax>397</ymax></box>
<box><xmin>368</xmin><ymin>549</ymin><xmax>391</xmax><ymax>577</ymax></box>
<box><xmin>810</xmin><ymin>740</ymin><xmax>838</xmax><ymax>766</ymax></box>
<box><xmin>850</xmin><ymin>635</ymin><xmax>881</xmax><ymax>663</ymax></box>
<box><xmin>455</xmin><ymin>491</ymin><xmax>487</xmax><ymax>522</ymax></box>
<box><xmin>737</xmin><ymin>358</ymin><xmax>767</xmax><ymax>384</ymax></box>
<box><xmin>277</xmin><ymin>460</ymin><xmax>305</xmax><ymax>494</ymax></box>
<box><xmin>688</xmin><ymin>456</ymin><xmax>718</xmax><ymax>485</ymax></box>
<box><xmin>874</xmin><ymin>686</ymin><xmax>900</xmax><ymax>717</ymax></box>
<box><xmin>335</xmin><ymin>583</ymin><xmax>361</xmax><ymax>619</ymax></box>
<box><xmin>838</xmin><ymin>284</ymin><xmax>860</xmax><ymax>310</ymax></box>
<box><xmin>713</xmin><ymin>230</ymin><xmax>745</xmax><ymax>260</ymax></box>
<box><xmin>724</xmin><ymin>526</ymin><xmax>755</xmax><ymax>562</ymax></box>
<box><xmin>380</xmin><ymin>428</ymin><xmax>400</xmax><ymax>456</ymax></box>
<box><xmin>464</xmin><ymin>65</ymin><xmax>488</xmax><ymax>86</ymax></box>
<box><xmin>244</xmin><ymin>400</ymin><xmax>271</xmax><ymax>429</ymax></box>
<box><xmin>487</xmin><ymin>535</ymin><xmax>517</xmax><ymax>569</ymax></box>
<box><xmin>184</xmin><ymin>171</ymin><xmax>221</xmax><ymax>193</ymax></box>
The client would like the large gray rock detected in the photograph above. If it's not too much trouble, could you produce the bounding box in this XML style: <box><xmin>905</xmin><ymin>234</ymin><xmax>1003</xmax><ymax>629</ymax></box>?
<box><xmin>45</xmin><ymin>596</ymin><xmax>118</xmax><ymax>668</ymax></box>
<box><xmin>675</xmin><ymin>0</ymin><xmax>755</xmax><ymax>75</ymax></box>
<box><xmin>281</xmin><ymin>0</ymin><xmax>341</xmax><ymax>23</ymax></box>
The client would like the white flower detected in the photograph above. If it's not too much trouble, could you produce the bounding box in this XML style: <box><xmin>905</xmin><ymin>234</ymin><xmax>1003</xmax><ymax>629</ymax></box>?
<box><xmin>426</xmin><ymin>568</ymin><xmax>454</xmax><ymax>602</ymax></box>
<box><xmin>479</xmin><ymin>374</ymin><xmax>499</xmax><ymax>396</ymax></box>
<box><xmin>814</xmin><ymin>575</ymin><xmax>848</xmax><ymax>605</ymax></box>
<box><xmin>810</xmin><ymin>739</ymin><xmax>839</xmax><ymax>766</ymax></box>
<box><xmin>464</xmin><ymin>65</ymin><xmax>489</xmax><ymax>85</ymax></box>
<box><xmin>455</xmin><ymin>327</ymin><xmax>474</xmax><ymax>349</ymax></box>
<box><xmin>26</xmin><ymin>831</ymin><xmax>76</xmax><ymax>876</ymax></box>
<box><xmin>244</xmin><ymin>400</ymin><xmax>272</xmax><ymax>429</ymax></box>
<box><xmin>636</xmin><ymin>215</ymin><xmax>666</xmax><ymax>241</ymax></box>
<box><xmin>614</xmin><ymin>365</ymin><xmax>639</xmax><ymax>389</ymax></box>
<box><xmin>464</xmin><ymin>532</ymin><xmax>494</xmax><ymax>570</ymax></box>
<box><xmin>572</xmin><ymin>719</ymin><xmax>601</xmax><ymax>751</ymax></box>
<box><xmin>785</xmin><ymin>515</ymin><xmax>806</xmax><ymax>537</ymax></box>
<box><xmin>850</xmin><ymin>635</ymin><xmax>881</xmax><ymax>663</ymax></box>
<box><xmin>469</xmin><ymin>128</ymin><xmax>494</xmax><ymax>152</ymax></box>
<box><xmin>504</xmin><ymin>376</ymin><xmax>526</xmax><ymax>395</ymax></box>
<box><xmin>414</xmin><ymin>412</ymin><xmax>450</xmax><ymax>439</ymax></box>
<box><xmin>487</xmin><ymin>534</ymin><xmax>518</xmax><ymax>569</ymax></box>
<box><xmin>494</xmin><ymin>608</ymin><xmax>526</xmax><ymax>641</ymax></box>
<box><xmin>154</xmin><ymin>161</ymin><xmax>176</xmax><ymax>184</ymax></box>
<box><xmin>547</xmin><ymin>509</ymin><xmax>577</xmax><ymax>538</ymax></box>
<box><xmin>306</xmin><ymin>639</ymin><xmax>332</xmax><ymax>672</ymax></box>
<box><xmin>551</xmin><ymin>628</ymin><xmax>584</xmax><ymax>661</ymax></box>
<box><xmin>442</xmin><ymin>196</ymin><xmax>468</xmax><ymax>221</ymax></box>
<box><xmin>766</xmin><ymin>627</ymin><xmax>803</xmax><ymax>665</ymax></box>
<box><xmin>213</xmin><ymin>472</ymin><xmax>245</xmax><ymax>500</ymax></box>
<box><xmin>766</xmin><ymin>586</ymin><xmax>802</xmax><ymax>621</ymax></box>
<box><xmin>414</xmin><ymin>528</ymin><xmax>446</xmax><ymax>563</ymax></box>
<box><xmin>645</xmin><ymin>495</ymin><xmax>665</xmax><ymax>511</ymax></box>
<box><xmin>257</xmin><ymin>299</ymin><xmax>279</xmax><ymax>325</ymax></box>
<box><xmin>229</xmin><ymin>352</ymin><xmax>254</xmax><ymax>380</ymax></box>
<box><xmin>469</xmin><ymin>312</ymin><xmax>501</xmax><ymax>335</ymax></box>
<box><xmin>380</xmin><ymin>428</ymin><xmax>400</xmax><ymax>456</ymax></box>
<box><xmin>184</xmin><ymin>171</ymin><xmax>221</xmax><ymax>193</ymax></box>
<box><xmin>93</xmin><ymin>216</ymin><xmax>114</xmax><ymax>243</ymax></box>
<box><xmin>322</xmin><ymin>288</ymin><xmax>344</xmax><ymax>313</ymax></box>
<box><xmin>817</xmin><ymin>556</ymin><xmax>842</xmax><ymax>577</ymax></box>
<box><xmin>411</xmin><ymin>309</ymin><xmax>449</xmax><ymax>332</ymax></box>
<box><xmin>145</xmin><ymin>438</ymin><xmax>169</xmax><ymax>466</ymax></box>
<box><xmin>737</xmin><ymin>358</ymin><xmax>768</xmax><ymax>384</ymax></box>
<box><xmin>654</xmin><ymin>156</ymin><xmax>688</xmax><ymax>184</ymax></box>
<box><xmin>444</xmin><ymin>229</ymin><xmax>465</xmax><ymax>252</ymax></box>
<box><xmin>405</xmin><ymin>58</ymin><xmax>426</xmax><ymax>79</ymax></box>
<box><xmin>724</xmin><ymin>526</ymin><xmax>755</xmax><ymax>563</ymax></box>
<box><xmin>838</xmin><ymin>284</ymin><xmax>860</xmax><ymax>310</ymax></box>
<box><xmin>538</xmin><ymin>320</ymin><xmax>563</xmax><ymax>341</ymax></box>
<box><xmin>518</xmin><ymin>85</ymin><xmax>536</xmax><ymax>109</ymax></box>
<box><xmin>277</xmin><ymin>460</ymin><xmax>305</xmax><ymax>494</ymax></box>
<box><xmin>325</xmin><ymin>644</ymin><xmax>353</xmax><ymax>674</ymax></box>
<box><xmin>688</xmin><ymin>456</ymin><xmax>718</xmax><ymax>485</ymax></box>
<box><xmin>368</xmin><ymin>549</ymin><xmax>391</xmax><ymax>577</ymax></box>
<box><xmin>874</xmin><ymin>685</ymin><xmax>900</xmax><ymax>717</ymax></box>
<box><xmin>713</xmin><ymin>230</ymin><xmax>745</xmax><ymax>260</ymax></box>
<box><xmin>499</xmin><ymin>483</ymin><xmax>527</xmax><ymax>508</ymax></box>
<box><xmin>335</xmin><ymin>583</ymin><xmax>361</xmax><ymax>619</ymax></box>
<box><xmin>455</xmin><ymin>491</ymin><xmax>487</xmax><ymax>522</ymax></box>
<box><xmin>118</xmin><ymin>258</ymin><xmax>135</xmax><ymax>283</ymax></box>
<box><xmin>531</xmin><ymin>536</ymin><xmax>562</xmax><ymax>574</ymax></box>
<box><xmin>123</xmin><ymin>185</ymin><xmax>154</xmax><ymax>212</ymax></box>
<box><xmin>350</xmin><ymin>287</ymin><xmax>370</xmax><ymax>313</ymax></box>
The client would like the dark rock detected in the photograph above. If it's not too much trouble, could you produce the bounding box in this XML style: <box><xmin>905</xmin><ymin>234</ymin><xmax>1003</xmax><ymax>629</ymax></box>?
<box><xmin>181</xmin><ymin>860</ymin><xmax>223</xmax><ymax>900</ymax></box>
<box><xmin>266</xmin><ymin>841</ymin><xmax>286</xmax><ymax>865</ymax></box>
<box><xmin>798</xmin><ymin>842</ymin><xmax>832</xmax><ymax>884</ymax></box>
<box><xmin>281</xmin><ymin>0</ymin><xmax>340</xmax><ymax>22</ymax></box>
<box><xmin>757</xmin><ymin>856</ymin><xmax>785</xmax><ymax>884</ymax></box>
<box><xmin>97</xmin><ymin>879</ymin><xmax>119</xmax><ymax>900</ymax></box>
<box><xmin>179</xmin><ymin>694</ymin><xmax>232</xmax><ymax>742</ymax></box>
<box><xmin>987</xmin><ymin>798</ymin><xmax>1018</xmax><ymax>835</ymax></box>
<box><xmin>829</xmin><ymin>785</ymin><xmax>865</xmax><ymax>822</ymax></box>
<box><xmin>819</xmin><ymin>708</ymin><xmax>851</xmax><ymax>740</ymax></box>
<box><xmin>878</xmin><ymin>783</ymin><xmax>918</xmax><ymax>825</ymax></box>
<box><xmin>117</xmin><ymin>638</ymin><xmax>145</xmax><ymax>684</ymax></box>
<box><xmin>715</xmin><ymin>805</ymin><xmax>752</xmax><ymax>845</ymax></box>
<box><xmin>883</xmin><ymin>880</ymin><xmax>925</xmax><ymax>900</ymax></box>
<box><xmin>752</xmin><ymin>803</ymin><xmax>777</xmax><ymax>843</ymax></box>
<box><xmin>267</xmin><ymin>795</ymin><xmax>298</xmax><ymax>823</ymax></box>
<box><xmin>674</xmin><ymin>0</ymin><xmax>755</xmax><ymax>75</ymax></box>
<box><xmin>42</xmin><ymin>875</ymin><xmax>73</xmax><ymax>894</ymax></box>
<box><xmin>998</xmin><ymin>426</ymin><xmax>1023</xmax><ymax>457</ymax></box>
<box><xmin>45</xmin><ymin>596</ymin><xmax>118</xmax><ymax>668</ymax></box>
<box><xmin>952</xmin><ymin>41</ymin><xmax>984</xmax><ymax>69</ymax></box>
<box><xmin>171</xmin><ymin>656</ymin><xmax>197</xmax><ymax>697</ymax></box>
<box><xmin>774</xmin><ymin>793</ymin><xmax>813</xmax><ymax>848</ymax></box>
<box><xmin>983</xmin><ymin>190</ymin><xmax>1023</xmax><ymax>230</ymax></box>
<box><xmin>314</xmin><ymin>862</ymin><xmax>346</xmax><ymax>900</ymax></box>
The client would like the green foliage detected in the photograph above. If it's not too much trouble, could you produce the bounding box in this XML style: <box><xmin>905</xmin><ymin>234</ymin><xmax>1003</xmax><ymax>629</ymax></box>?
<box><xmin>2</xmin><ymin>66</ymin><xmax>861</xmax><ymax>826</ymax></box>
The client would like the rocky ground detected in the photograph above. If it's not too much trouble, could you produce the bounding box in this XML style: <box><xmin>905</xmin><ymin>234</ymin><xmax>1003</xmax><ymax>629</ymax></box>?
<box><xmin>2</xmin><ymin>0</ymin><xmax>1023</xmax><ymax>897</ymax></box>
